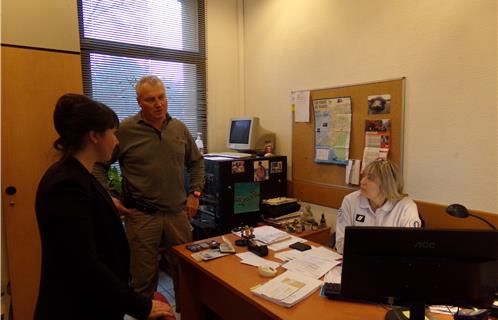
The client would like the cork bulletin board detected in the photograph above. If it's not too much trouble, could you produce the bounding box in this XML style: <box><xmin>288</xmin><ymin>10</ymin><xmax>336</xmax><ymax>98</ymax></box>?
<box><xmin>291</xmin><ymin>78</ymin><xmax>405</xmax><ymax>209</ymax></box>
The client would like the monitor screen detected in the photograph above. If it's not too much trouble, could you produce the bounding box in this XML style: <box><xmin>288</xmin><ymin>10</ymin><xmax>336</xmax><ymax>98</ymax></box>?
<box><xmin>229</xmin><ymin>119</ymin><xmax>251</xmax><ymax>144</ymax></box>
<box><xmin>341</xmin><ymin>227</ymin><xmax>498</xmax><ymax>320</ymax></box>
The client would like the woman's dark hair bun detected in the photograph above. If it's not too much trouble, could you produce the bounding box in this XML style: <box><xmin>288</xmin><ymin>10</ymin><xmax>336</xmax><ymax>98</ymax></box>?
<box><xmin>53</xmin><ymin>93</ymin><xmax>118</xmax><ymax>156</ymax></box>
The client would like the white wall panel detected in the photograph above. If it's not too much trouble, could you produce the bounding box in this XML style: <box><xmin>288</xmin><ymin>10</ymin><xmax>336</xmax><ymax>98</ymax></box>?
<box><xmin>242</xmin><ymin>0</ymin><xmax>497</xmax><ymax>212</ymax></box>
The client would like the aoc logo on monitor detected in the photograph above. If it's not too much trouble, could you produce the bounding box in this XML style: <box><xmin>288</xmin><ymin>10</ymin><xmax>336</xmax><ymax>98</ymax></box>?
<box><xmin>414</xmin><ymin>241</ymin><xmax>436</xmax><ymax>249</ymax></box>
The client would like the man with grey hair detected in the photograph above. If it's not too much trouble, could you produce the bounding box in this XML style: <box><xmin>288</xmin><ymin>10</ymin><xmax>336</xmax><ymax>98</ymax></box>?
<box><xmin>95</xmin><ymin>75</ymin><xmax>204</xmax><ymax>311</ymax></box>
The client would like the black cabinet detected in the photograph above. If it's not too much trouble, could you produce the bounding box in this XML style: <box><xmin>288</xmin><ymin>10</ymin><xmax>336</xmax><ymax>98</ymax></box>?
<box><xmin>192</xmin><ymin>155</ymin><xmax>287</xmax><ymax>239</ymax></box>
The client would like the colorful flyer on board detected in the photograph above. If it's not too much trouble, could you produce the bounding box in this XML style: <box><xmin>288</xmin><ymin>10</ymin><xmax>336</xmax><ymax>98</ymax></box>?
<box><xmin>362</xmin><ymin>119</ymin><xmax>391</xmax><ymax>170</ymax></box>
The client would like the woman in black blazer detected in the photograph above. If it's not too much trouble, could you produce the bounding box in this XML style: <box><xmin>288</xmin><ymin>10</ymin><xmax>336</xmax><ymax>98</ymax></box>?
<box><xmin>35</xmin><ymin>94</ymin><xmax>172</xmax><ymax>319</ymax></box>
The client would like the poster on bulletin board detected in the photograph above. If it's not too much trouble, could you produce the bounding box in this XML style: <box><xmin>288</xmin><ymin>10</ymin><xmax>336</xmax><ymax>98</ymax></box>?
<box><xmin>313</xmin><ymin>97</ymin><xmax>352</xmax><ymax>165</ymax></box>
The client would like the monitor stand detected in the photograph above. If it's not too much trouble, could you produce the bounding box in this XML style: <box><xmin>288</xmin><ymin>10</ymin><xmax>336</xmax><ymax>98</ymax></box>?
<box><xmin>385</xmin><ymin>303</ymin><xmax>436</xmax><ymax>320</ymax></box>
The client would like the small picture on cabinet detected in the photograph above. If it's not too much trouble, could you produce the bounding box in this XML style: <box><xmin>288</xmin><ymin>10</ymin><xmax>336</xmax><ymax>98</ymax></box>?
<box><xmin>234</xmin><ymin>182</ymin><xmax>260</xmax><ymax>214</ymax></box>
<box><xmin>253</xmin><ymin>160</ymin><xmax>269</xmax><ymax>181</ymax></box>
<box><xmin>270</xmin><ymin>161</ymin><xmax>283</xmax><ymax>174</ymax></box>
<box><xmin>231</xmin><ymin>160</ymin><xmax>245</xmax><ymax>173</ymax></box>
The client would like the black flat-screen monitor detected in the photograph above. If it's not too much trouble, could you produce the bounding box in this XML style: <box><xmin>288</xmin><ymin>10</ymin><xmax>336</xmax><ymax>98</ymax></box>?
<box><xmin>341</xmin><ymin>227</ymin><xmax>498</xmax><ymax>320</ymax></box>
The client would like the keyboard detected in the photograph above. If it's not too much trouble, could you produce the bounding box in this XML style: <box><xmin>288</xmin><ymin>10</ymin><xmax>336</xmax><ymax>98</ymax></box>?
<box><xmin>205</xmin><ymin>152</ymin><xmax>254</xmax><ymax>159</ymax></box>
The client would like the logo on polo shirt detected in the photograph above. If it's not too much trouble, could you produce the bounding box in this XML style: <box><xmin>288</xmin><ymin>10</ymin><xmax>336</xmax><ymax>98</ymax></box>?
<box><xmin>337</xmin><ymin>208</ymin><xmax>343</xmax><ymax>218</ymax></box>
<box><xmin>355</xmin><ymin>214</ymin><xmax>366</xmax><ymax>222</ymax></box>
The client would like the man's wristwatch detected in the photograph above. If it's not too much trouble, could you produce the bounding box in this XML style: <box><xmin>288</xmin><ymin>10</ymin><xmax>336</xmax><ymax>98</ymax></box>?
<box><xmin>192</xmin><ymin>191</ymin><xmax>202</xmax><ymax>198</ymax></box>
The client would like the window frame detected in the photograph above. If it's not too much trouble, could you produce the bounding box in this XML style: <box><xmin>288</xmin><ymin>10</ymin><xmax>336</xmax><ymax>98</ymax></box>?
<box><xmin>76</xmin><ymin>0</ymin><xmax>207</xmax><ymax>148</ymax></box>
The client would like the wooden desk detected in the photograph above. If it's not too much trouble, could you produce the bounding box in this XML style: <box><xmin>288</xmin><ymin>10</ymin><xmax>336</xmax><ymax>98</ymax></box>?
<box><xmin>173</xmin><ymin>234</ymin><xmax>451</xmax><ymax>320</ymax></box>
<box><xmin>292</xmin><ymin>226</ymin><xmax>331</xmax><ymax>246</ymax></box>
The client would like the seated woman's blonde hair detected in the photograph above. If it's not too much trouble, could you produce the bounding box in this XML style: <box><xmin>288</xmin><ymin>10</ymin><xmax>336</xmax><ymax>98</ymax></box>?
<box><xmin>363</xmin><ymin>159</ymin><xmax>407</xmax><ymax>201</ymax></box>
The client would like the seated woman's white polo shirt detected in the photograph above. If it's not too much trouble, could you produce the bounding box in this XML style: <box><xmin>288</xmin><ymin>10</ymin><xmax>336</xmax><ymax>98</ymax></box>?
<box><xmin>335</xmin><ymin>191</ymin><xmax>421</xmax><ymax>254</ymax></box>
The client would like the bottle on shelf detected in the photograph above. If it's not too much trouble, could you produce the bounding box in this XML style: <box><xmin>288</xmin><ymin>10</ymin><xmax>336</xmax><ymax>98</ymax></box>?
<box><xmin>319</xmin><ymin>213</ymin><xmax>327</xmax><ymax>229</ymax></box>
<box><xmin>195</xmin><ymin>132</ymin><xmax>204</xmax><ymax>154</ymax></box>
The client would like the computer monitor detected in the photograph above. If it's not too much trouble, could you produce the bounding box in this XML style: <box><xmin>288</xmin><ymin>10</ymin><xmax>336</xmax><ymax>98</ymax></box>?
<box><xmin>227</xmin><ymin>117</ymin><xmax>275</xmax><ymax>154</ymax></box>
<box><xmin>341</xmin><ymin>227</ymin><xmax>498</xmax><ymax>320</ymax></box>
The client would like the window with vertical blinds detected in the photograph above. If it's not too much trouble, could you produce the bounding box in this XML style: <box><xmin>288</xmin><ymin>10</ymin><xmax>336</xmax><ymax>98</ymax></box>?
<box><xmin>77</xmin><ymin>0</ymin><xmax>207</xmax><ymax>147</ymax></box>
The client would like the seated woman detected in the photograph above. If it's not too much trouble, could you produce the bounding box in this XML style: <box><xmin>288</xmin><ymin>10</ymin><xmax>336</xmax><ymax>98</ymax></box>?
<box><xmin>335</xmin><ymin>159</ymin><xmax>421</xmax><ymax>254</ymax></box>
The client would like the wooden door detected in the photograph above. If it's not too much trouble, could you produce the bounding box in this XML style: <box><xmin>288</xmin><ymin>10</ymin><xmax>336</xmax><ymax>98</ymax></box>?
<box><xmin>1</xmin><ymin>46</ymin><xmax>82</xmax><ymax>319</ymax></box>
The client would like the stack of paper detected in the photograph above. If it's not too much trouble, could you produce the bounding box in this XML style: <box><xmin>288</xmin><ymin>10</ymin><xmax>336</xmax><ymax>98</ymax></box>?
<box><xmin>280</xmin><ymin>246</ymin><xmax>342</xmax><ymax>279</ymax></box>
<box><xmin>283</xmin><ymin>255</ymin><xmax>339</xmax><ymax>279</ymax></box>
<box><xmin>323</xmin><ymin>265</ymin><xmax>342</xmax><ymax>284</ymax></box>
<box><xmin>251</xmin><ymin>271</ymin><xmax>322</xmax><ymax>307</ymax></box>
<box><xmin>262</xmin><ymin>212</ymin><xmax>303</xmax><ymax>229</ymax></box>
<box><xmin>262</xmin><ymin>197</ymin><xmax>298</xmax><ymax>205</ymax></box>
<box><xmin>252</xmin><ymin>226</ymin><xmax>291</xmax><ymax>244</ymax></box>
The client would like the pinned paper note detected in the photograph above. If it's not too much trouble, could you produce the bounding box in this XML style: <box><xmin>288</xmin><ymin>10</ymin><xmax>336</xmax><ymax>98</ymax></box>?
<box><xmin>291</xmin><ymin>90</ymin><xmax>310</xmax><ymax>122</ymax></box>
<box><xmin>346</xmin><ymin>159</ymin><xmax>361</xmax><ymax>185</ymax></box>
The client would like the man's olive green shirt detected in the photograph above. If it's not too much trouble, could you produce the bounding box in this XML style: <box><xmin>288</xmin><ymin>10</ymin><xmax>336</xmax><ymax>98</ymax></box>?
<box><xmin>115</xmin><ymin>112</ymin><xmax>204</xmax><ymax>213</ymax></box>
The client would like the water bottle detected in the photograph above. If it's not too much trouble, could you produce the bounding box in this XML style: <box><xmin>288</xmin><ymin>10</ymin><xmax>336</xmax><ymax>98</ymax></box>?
<box><xmin>195</xmin><ymin>132</ymin><xmax>204</xmax><ymax>154</ymax></box>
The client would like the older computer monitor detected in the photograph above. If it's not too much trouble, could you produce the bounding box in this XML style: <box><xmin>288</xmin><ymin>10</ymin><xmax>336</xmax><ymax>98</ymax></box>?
<box><xmin>341</xmin><ymin>227</ymin><xmax>498</xmax><ymax>320</ymax></box>
<box><xmin>227</xmin><ymin>117</ymin><xmax>275</xmax><ymax>153</ymax></box>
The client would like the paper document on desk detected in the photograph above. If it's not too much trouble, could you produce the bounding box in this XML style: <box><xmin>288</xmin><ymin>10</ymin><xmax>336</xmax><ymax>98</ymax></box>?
<box><xmin>252</xmin><ymin>226</ymin><xmax>291</xmax><ymax>244</ymax></box>
<box><xmin>274</xmin><ymin>249</ymin><xmax>306</xmax><ymax>262</ymax></box>
<box><xmin>236</xmin><ymin>251</ymin><xmax>281</xmax><ymax>269</ymax></box>
<box><xmin>323</xmin><ymin>265</ymin><xmax>342</xmax><ymax>284</ymax></box>
<box><xmin>282</xmin><ymin>255</ymin><xmax>339</xmax><ymax>279</ymax></box>
<box><xmin>427</xmin><ymin>305</ymin><xmax>459</xmax><ymax>315</ymax></box>
<box><xmin>251</xmin><ymin>270</ymin><xmax>322</xmax><ymax>307</ymax></box>
<box><xmin>303</xmin><ymin>246</ymin><xmax>342</xmax><ymax>262</ymax></box>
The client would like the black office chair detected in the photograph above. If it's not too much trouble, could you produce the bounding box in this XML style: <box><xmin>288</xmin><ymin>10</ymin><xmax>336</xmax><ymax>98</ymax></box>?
<box><xmin>419</xmin><ymin>215</ymin><xmax>426</xmax><ymax>228</ymax></box>
<box><xmin>329</xmin><ymin>231</ymin><xmax>336</xmax><ymax>249</ymax></box>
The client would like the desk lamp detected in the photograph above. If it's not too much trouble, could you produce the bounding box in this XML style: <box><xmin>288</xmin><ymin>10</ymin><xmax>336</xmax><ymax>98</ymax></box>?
<box><xmin>446</xmin><ymin>204</ymin><xmax>498</xmax><ymax>320</ymax></box>
<box><xmin>445</xmin><ymin>204</ymin><xmax>496</xmax><ymax>230</ymax></box>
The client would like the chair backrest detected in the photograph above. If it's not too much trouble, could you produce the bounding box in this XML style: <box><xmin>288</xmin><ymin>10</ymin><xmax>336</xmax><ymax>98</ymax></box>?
<box><xmin>329</xmin><ymin>231</ymin><xmax>336</xmax><ymax>249</ymax></box>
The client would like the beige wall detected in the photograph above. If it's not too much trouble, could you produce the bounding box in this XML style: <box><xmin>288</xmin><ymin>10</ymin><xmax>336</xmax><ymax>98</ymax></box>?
<box><xmin>206</xmin><ymin>0</ymin><xmax>244</xmax><ymax>152</ymax></box>
<box><xmin>1</xmin><ymin>0</ymin><xmax>80</xmax><ymax>51</ymax></box>
<box><xmin>241</xmin><ymin>0</ymin><xmax>498</xmax><ymax>213</ymax></box>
